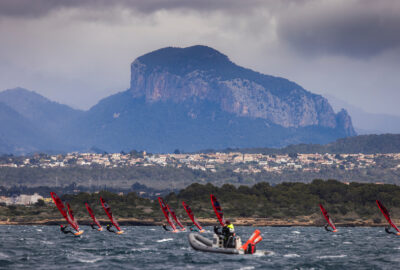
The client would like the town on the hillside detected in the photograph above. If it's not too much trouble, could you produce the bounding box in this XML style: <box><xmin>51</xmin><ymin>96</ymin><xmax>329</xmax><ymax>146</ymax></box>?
<box><xmin>1</xmin><ymin>152</ymin><xmax>399</xmax><ymax>174</ymax></box>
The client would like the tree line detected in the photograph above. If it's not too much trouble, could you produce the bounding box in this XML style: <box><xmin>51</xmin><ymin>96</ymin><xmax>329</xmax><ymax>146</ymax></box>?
<box><xmin>1</xmin><ymin>179</ymin><xmax>400</xmax><ymax>224</ymax></box>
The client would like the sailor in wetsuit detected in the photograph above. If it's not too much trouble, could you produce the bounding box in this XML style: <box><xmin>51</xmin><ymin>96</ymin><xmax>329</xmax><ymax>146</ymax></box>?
<box><xmin>60</xmin><ymin>225</ymin><xmax>74</xmax><ymax>235</ymax></box>
<box><xmin>90</xmin><ymin>223</ymin><xmax>96</xmax><ymax>230</ymax></box>
<box><xmin>162</xmin><ymin>223</ymin><xmax>170</xmax><ymax>231</ymax></box>
<box><xmin>214</xmin><ymin>220</ymin><xmax>235</xmax><ymax>248</ymax></box>
<box><xmin>385</xmin><ymin>226</ymin><xmax>397</xmax><ymax>235</ymax></box>
<box><xmin>324</xmin><ymin>224</ymin><xmax>333</xmax><ymax>232</ymax></box>
<box><xmin>106</xmin><ymin>224</ymin><xmax>116</xmax><ymax>233</ymax></box>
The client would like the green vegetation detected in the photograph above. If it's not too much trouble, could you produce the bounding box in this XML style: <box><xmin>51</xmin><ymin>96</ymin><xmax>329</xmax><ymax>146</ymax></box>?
<box><xmin>2</xmin><ymin>180</ymin><xmax>400</xmax><ymax>224</ymax></box>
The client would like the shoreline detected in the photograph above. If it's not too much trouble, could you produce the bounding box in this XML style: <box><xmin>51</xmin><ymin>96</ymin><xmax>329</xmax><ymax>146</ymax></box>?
<box><xmin>0</xmin><ymin>217</ymin><xmax>390</xmax><ymax>227</ymax></box>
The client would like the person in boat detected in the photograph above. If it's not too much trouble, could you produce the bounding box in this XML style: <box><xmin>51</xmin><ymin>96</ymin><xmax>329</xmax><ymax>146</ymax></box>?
<box><xmin>106</xmin><ymin>224</ymin><xmax>116</xmax><ymax>233</ymax></box>
<box><xmin>60</xmin><ymin>225</ymin><xmax>74</xmax><ymax>235</ymax></box>
<box><xmin>324</xmin><ymin>224</ymin><xmax>333</xmax><ymax>232</ymax></box>
<box><xmin>162</xmin><ymin>223</ymin><xmax>170</xmax><ymax>231</ymax></box>
<box><xmin>189</xmin><ymin>224</ymin><xmax>199</xmax><ymax>232</ymax></box>
<box><xmin>385</xmin><ymin>226</ymin><xmax>397</xmax><ymax>235</ymax></box>
<box><xmin>214</xmin><ymin>220</ymin><xmax>235</xmax><ymax>248</ymax></box>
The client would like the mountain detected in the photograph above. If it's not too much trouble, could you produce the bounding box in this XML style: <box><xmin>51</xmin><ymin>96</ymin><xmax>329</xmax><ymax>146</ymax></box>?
<box><xmin>79</xmin><ymin>45</ymin><xmax>354</xmax><ymax>152</ymax></box>
<box><xmin>325</xmin><ymin>94</ymin><xmax>400</xmax><ymax>134</ymax></box>
<box><xmin>0</xmin><ymin>102</ymin><xmax>49</xmax><ymax>154</ymax></box>
<box><xmin>0</xmin><ymin>46</ymin><xmax>357</xmax><ymax>154</ymax></box>
<box><xmin>0</xmin><ymin>87</ymin><xmax>83</xmax><ymax>134</ymax></box>
<box><xmin>0</xmin><ymin>87</ymin><xmax>84</xmax><ymax>153</ymax></box>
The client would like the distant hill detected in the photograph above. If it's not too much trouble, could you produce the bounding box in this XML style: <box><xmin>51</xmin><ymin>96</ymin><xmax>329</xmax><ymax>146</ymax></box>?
<box><xmin>0</xmin><ymin>45</ymin><xmax>357</xmax><ymax>154</ymax></box>
<box><xmin>326</xmin><ymin>94</ymin><xmax>400</xmax><ymax>134</ymax></box>
<box><xmin>212</xmin><ymin>134</ymin><xmax>400</xmax><ymax>154</ymax></box>
<box><xmin>74</xmin><ymin>45</ymin><xmax>355</xmax><ymax>153</ymax></box>
<box><xmin>0</xmin><ymin>88</ymin><xmax>84</xmax><ymax>154</ymax></box>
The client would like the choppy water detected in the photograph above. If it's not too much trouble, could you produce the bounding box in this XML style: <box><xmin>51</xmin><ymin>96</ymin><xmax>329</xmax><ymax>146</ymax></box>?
<box><xmin>0</xmin><ymin>226</ymin><xmax>399</xmax><ymax>269</ymax></box>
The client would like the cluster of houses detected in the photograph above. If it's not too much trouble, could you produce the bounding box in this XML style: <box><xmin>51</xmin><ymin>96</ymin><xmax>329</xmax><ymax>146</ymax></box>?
<box><xmin>0</xmin><ymin>193</ymin><xmax>44</xmax><ymax>205</ymax></box>
<box><xmin>1</xmin><ymin>152</ymin><xmax>399</xmax><ymax>174</ymax></box>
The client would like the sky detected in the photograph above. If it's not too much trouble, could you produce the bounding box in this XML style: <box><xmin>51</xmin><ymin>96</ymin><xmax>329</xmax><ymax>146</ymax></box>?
<box><xmin>0</xmin><ymin>0</ymin><xmax>399</xmax><ymax>117</ymax></box>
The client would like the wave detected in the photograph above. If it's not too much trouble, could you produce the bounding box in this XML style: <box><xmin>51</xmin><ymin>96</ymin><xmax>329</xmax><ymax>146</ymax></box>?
<box><xmin>156</xmin><ymin>238</ymin><xmax>173</xmax><ymax>243</ymax></box>
<box><xmin>317</xmin><ymin>254</ymin><xmax>347</xmax><ymax>259</ymax></box>
<box><xmin>284</xmin><ymin>253</ymin><xmax>300</xmax><ymax>258</ymax></box>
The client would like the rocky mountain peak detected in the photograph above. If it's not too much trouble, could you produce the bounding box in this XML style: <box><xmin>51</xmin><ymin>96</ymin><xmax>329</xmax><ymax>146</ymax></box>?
<box><xmin>128</xmin><ymin>45</ymin><xmax>355</xmax><ymax>133</ymax></box>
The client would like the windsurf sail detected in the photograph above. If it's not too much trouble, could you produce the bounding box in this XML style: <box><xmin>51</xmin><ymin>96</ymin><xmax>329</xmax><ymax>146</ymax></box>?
<box><xmin>319</xmin><ymin>204</ymin><xmax>337</xmax><ymax>232</ymax></box>
<box><xmin>50</xmin><ymin>192</ymin><xmax>80</xmax><ymax>232</ymax></box>
<box><xmin>376</xmin><ymin>200</ymin><xmax>400</xmax><ymax>233</ymax></box>
<box><xmin>158</xmin><ymin>197</ymin><xmax>177</xmax><ymax>231</ymax></box>
<box><xmin>100</xmin><ymin>197</ymin><xmax>121</xmax><ymax>231</ymax></box>
<box><xmin>85</xmin><ymin>203</ymin><xmax>102</xmax><ymax>230</ymax></box>
<box><xmin>166</xmin><ymin>204</ymin><xmax>185</xmax><ymax>230</ymax></box>
<box><xmin>210</xmin><ymin>194</ymin><xmax>225</xmax><ymax>226</ymax></box>
<box><xmin>182</xmin><ymin>201</ymin><xmax>203</xmax><ymax>231</ymax></box>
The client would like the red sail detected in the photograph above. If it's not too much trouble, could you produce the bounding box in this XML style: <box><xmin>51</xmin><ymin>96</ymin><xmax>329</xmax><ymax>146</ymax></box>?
<box><xmin>319</xmin><ymin>204</ymin><xmax>337</xmax><ymax>231</ymax></box>
<box><xmin>100</xmin><ymin>197</ymin><xmax>121</xmax><ymax>231</ymax></box>
<box><xmin>50</xmin><ymin>192</ymin><xmax>80</xmax><ymax>232</ymax></box>
<box><xmin>210</xmin><ymin>194</ymin><xmax>225</xmax><ymax>226</ymax></box>
<box><xmin>182</xmin><ymin>201</ymin><xmax>203</xmax><ymax>231</ymax></box>
<box><xmin>158</xmin><ymin>197</ymin><xmax>177</xmax><ymax>231</ymax></box>
<box><xmin>376</xmin><ymin>200</ymin><xmax>400</xmax><ymax>232</ymax></box>
<box><xmin>85</xmin><ymin>203</ymin><xmax>102</xmax><ymax>229</ymax></box>
<box><xmin>166</xmin><ymin>204</ymin><xmax>185</xmax><ymax>230</ymax></box>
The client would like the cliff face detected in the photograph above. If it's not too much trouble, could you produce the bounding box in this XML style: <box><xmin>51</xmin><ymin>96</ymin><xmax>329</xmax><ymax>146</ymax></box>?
<box><xmin>129</xmin><ymin>45</ymin><xmax>355</xmax><ymax>135</ymax></box>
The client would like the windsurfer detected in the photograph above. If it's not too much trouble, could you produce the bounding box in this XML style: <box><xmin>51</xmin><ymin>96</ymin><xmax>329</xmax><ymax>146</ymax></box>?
<box><xmin>189</xmin><ymin>225</ymin><xmax>199</xmax><ymax>232</ymax></box>
<box><xmin>60</xmin><ymin>225</ymin><xmax>74</xmax><ymax>235</ymax></box>
<box><xmin>162</xmin><ymin>224</ymin><xmax>170</xmax><ymax>231</ymax></box>
<box><xmin>90</xmin><ymin>223</ymin><xmax>96</xmax><ymax>230</ymax></box>
<box><xmin>324</xmin><ymin>224</ymin><xmax>333</xmax><ymax>232</ymax></box>
<box><xmin>107</xmin><ymin>224</ymin><xmax>116</xmax><ymax>233</ymax></box>
<box><xmin>385</xmin><ymin>226</ymin><xmax>397</xmax><ymax>235</ymax></box>
<box><xmin>214</xmin><ymin>220</ymin><xmax>235</xmax><ymax>248</ymax></box>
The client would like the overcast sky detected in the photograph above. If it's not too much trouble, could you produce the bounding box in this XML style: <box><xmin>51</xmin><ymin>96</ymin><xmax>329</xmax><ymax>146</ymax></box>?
<box><xmin>0</xmin><ymin>0</ymin><xmax>399</xmax><ymax>116</ymax></box>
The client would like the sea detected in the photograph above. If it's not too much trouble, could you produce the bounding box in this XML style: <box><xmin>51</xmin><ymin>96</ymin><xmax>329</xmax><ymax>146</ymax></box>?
<box><xmin>0</xmin><ymin>225</ymin><xmax>398</xmax><ymax>269</ymax></box>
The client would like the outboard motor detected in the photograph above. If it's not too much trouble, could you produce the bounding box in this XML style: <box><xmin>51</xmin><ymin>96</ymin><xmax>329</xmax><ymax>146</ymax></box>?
<box><xmin>245</xmin><ymin>243</ymin><xmax>256</xmax><ymax>254</ymax></box>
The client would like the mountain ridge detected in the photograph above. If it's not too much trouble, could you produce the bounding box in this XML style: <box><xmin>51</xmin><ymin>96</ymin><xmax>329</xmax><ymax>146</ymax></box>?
<box><xmin>0</xmin><ymin>45</ymin><xmax>356</xmax><ymax>154</ymax></box>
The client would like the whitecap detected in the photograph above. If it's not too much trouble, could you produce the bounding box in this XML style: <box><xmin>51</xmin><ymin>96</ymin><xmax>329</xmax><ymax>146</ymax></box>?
<box><xmin>0</xmin><ymin>252</ymin><xmax>9</xmax><ymax>258</ymax></box>
<box><xmin>239</xmin><ymin>267</ymin><xmax>255</xmax><ymax>270</ymax></box>
<box><xmin>131</xmin><ymin>247</ymin><xmax>151</xmax><ymax>252</ymax></box>
<box><xmin>317</xmin><ymin>255</ymin><xmax>347</xmax><ymax>259</ymax></box>
<box><xmin>156</xmin><ymin>238</ymin><xmax>173</xmax><ymax>243</ymax></box>
<box><xmin>36</xmin><ymin>229</ymin><xmax>43</xmax><ymax>232</ymax></box>
<box><xmin>76</xmin><ymin>257</ymin><xmax>102</xmax><ymax>263</ymax></box>
<box><xmin>291</xmin><ymin>231</ymin><xmax>301</xmax><ymax>234</ymax></box>
<box><xmin>149</xmin><ymin>229</ymin><xmax>156</xmax><ymax>231</ymax></box>
<box><xmin>284</xmin><ymin>253</ymin><xmax>300</xmax><ymax>258</ymax></box>
<box><xmin>343</xmin><ymin>242</ymin><xmax>352</xmax><ymax>244</ymax></box>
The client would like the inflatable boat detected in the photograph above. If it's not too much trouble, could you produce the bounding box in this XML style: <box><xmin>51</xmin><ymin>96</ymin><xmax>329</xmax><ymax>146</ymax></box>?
<box><xmin>188</xmin><ymin>230</ymin><xmax>264</xmax><ymax>255</ymax></box>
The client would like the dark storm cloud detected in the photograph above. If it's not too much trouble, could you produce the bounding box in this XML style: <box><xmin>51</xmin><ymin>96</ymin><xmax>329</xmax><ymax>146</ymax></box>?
<box><xmin>0</xmin><ymin>0</ymin><xmax>264</xmax><ymax>18</ymax></box>
<box><xmin>276</xmin><ymin>0</ymin><xmax>400</xmax><ymax>58</ymax></box>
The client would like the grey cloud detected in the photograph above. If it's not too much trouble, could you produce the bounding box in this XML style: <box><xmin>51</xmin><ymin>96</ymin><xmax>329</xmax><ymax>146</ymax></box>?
<box><xmin>0</xmin><ymin>0</ymin><xmax>265</xmax><ymax>18</ymax></box>
<box><xmin>276</xmin><ymin>0</ymin><xmax>400</xmax><ymax>58</ymax></box>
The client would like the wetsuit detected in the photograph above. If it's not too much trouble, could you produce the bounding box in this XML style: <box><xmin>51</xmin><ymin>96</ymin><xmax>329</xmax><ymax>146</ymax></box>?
<box><xmin>162</xmin><ymin>224</ymin><xmax>170</xmax><ymax>231</ymax></box>
<box><xmin>324</xmin><ymin>224</ymin><xmax>333</xmax><ymax>232</ymax></box>
<box><xmin>60</xmin><ymin>225</ymin><xmax>74</xmax><ymax>235</ymax></box>
<box><xmin>107</xmin><ymin>224</ymin><xmax>116</xmax><ymax>233</ymax></box>
<box><xmin>214</xmin><ymin>224</ymin><xmax>235</xmax><ymax>248</ymax></box>
<box><xmin>90</xmin><ymin>223</ymin><xmax>96</xmax><ymax>230</ymax></box>
<box><xmin>385</xmin><ymin>226</ymin><xmax>397</xmax><ymax>235</ymax></box>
